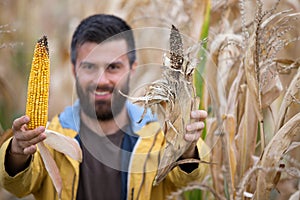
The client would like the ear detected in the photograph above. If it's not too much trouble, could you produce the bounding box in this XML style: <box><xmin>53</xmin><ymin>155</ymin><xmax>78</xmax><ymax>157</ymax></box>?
<box><xmin>72</xmin><ymin>64</ymin><xmax>76</xmax><ymax>77</ymax></box>
<box><xmin>130</xmin><ymin>61</ymin><xmax>138</xmax><ymax>77</ymax></box>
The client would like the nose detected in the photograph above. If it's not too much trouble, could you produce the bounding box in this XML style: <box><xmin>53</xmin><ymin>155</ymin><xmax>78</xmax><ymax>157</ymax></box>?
<box><xmin>95</xmin><ymin>71</ymin><xmax>110</xmax><ymax>86</ymax></box>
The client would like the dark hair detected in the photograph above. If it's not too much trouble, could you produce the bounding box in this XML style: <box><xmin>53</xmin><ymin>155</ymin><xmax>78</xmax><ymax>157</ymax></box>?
<box><xmin>71</xmin><ymin>14</ymin><xmax>136</xmax><ymax>66</ymax></box>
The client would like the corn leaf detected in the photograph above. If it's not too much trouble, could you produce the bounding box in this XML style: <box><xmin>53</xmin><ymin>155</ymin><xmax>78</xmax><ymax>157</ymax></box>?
<box><xmin>256</xmin><ymin>112</ymin><xmax>300</xmax><ymax>199</ymax></box>
<box><xmin>193</xmin><ymin>0</ymin><xmax>211</xmax><ymax>140</ymax></box>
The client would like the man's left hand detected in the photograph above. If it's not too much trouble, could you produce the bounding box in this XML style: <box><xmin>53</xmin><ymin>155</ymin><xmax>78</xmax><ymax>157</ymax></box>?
<box><xmin>181</xmin><ymin>110</ymin><xmax>207</xmax><ymax>159</ymax></box>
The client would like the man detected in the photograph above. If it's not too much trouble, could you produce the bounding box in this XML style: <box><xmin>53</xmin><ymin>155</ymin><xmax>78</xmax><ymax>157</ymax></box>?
<box><xmin>0</xmin><ymin>14</ymin><xmax>209</xmax><ymax>200</ymax></box>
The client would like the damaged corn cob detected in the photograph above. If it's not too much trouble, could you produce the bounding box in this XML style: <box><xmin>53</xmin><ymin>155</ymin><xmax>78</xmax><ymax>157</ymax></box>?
<box><xmin>124</xmin><ymin>25</ymin><xmax>201</xmax><ymax>185</ymax></box>
<box><xmin>25</xmin><ymin>35</ymin><xmax>50</xmax><ymax>130</ymax></box>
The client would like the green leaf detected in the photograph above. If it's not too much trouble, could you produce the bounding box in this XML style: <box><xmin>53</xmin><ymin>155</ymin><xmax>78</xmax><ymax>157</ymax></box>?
<box><xmin>193</xmin><ymin>0</ymin><xmax>211</xmax><ymax>140</ymax></box>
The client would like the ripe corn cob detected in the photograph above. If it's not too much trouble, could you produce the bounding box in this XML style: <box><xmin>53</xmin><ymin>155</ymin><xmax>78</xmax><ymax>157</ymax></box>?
<box><xmin>24</xmin><ymin>36</ymin><xmax>63</xmax><ymax>198</ymax></box>
<box><xmin>25</xmin><ymin>36</ymin><xmax>50</xmax><ymax>129</ymax></box>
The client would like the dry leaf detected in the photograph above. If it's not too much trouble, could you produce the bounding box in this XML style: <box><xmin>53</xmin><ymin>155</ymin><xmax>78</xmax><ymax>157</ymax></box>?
<box><xmin>207</xmin><ymin>121</ymin><xmax>225</xmax><ymax>198</ymax></box>
<box><xmin>244</xmin><ymin>42</ymin><xmax>263</xmax><ymax>122</ymax></box>
<box><xmin>256</xmin><ymin>112</ymin><xmax>300</xmax><ymax>199</ymax></box>
<box><xmin>223</xmin><ymin>114</ymin><xmax>237</xmax><ymax>197</ymax></box>
<box><xmin>235</xmin><ymin>90</ymin><xmax>258</xmax><ymax>181</ymax></box>
<box><xmin>276</xmin><ymin>68</ymin><xmax>300</xmax><ymax>132</ymax></box>
<box><xmin>44</xmin><ymin>129</ymin><xmax>82</xmax><ymax>162</ymax></box>
<box><xmin>260</xmin><ymin>65</ymin><xmax>283</xmax><ymax>108</ymax></box>
<box><xmin>284</xmin><ymin>142</ymin><xmax>300</xmax><ymax>154</ymax></box>
<box><xmin>289</xmin><ymin>191</ymin><xmax>300</xmax><ymax>200</ymax></box>
<box><xmin>37</xmin><ymin>142</ymin><xmax>62</xmax><ymax>199</ymax></box>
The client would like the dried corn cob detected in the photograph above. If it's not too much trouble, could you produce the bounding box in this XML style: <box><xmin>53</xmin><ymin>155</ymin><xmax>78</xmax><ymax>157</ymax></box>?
<box><xmin>124</xmin><ymin>25</ymin><xmax>202</xmax><ymax>185</ymax></box>
<box><xmin>25</xmin><ymin>35</ymin><xmax>50</xmax><ymax>130</ymax></box>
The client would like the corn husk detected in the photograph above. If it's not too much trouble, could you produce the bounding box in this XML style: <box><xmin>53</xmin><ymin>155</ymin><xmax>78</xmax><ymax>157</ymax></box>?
<box><xmin>124</xmin><ymin>25</ymin><xmax>202</xmax><ymax>185</ymax></box>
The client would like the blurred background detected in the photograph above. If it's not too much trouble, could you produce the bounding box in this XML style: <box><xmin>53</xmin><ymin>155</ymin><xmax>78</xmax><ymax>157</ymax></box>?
<box><xmin>0</xmin><ymin>0</ymin><xmax>299</xmax><ymax>199</ymax></box>
<box><xmin>0</xmin><ymin>0</ymin><xmax>213</xmax><ymax>130</ymax></box>
<box><xmin>0</xmin><ymin>1</ymin><xmax>209</xmax><ymax>199</ymax></box>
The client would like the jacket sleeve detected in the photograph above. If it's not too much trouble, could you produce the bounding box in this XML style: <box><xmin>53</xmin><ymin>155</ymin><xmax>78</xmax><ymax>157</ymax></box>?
<box><xmin>0</xmin><ymin>138</ymin><xmax>46</xmax><ymax>198</ymax></box>
<box><xmin>166</xmin><ymin>138</ymin><xmax>210</xmax><ymax>188</ymax></box>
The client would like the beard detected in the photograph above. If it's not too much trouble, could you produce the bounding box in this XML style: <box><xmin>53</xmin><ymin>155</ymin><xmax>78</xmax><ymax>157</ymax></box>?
<box><xmin>76</xmin><ymin>76</ymin><xmax>130</xmax><ymax>121</ymax></box>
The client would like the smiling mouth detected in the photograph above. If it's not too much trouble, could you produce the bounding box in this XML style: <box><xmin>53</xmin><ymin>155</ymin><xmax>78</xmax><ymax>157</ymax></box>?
<box><xmin>94</xmin><ymin>91</ymin><xmax>110</xmax><ymax>96</ymax></box>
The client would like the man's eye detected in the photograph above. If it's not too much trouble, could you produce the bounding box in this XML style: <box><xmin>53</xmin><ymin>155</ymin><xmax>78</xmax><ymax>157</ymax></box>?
<box><xmin>84</xmin><ymin>65</ymin><xmax>94</xmax><ymax>69</ymax></box>
<box><xmin>81</xmin><ymin>64</ymin><xmax>95</xmax><ymax>71</ymax></box>
<box><xmin>107</xmin><ymin>64</ymin><xmax>119</xmax><ymax>71</ymax></box>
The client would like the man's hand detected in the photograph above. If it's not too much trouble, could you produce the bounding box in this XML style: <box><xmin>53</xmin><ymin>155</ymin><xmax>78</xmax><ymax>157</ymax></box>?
<box><xmin>6</xmin><ymin>115</ymin><xmax>46</xmax><ymax>175</ymax></box>
<box><xmin>181</xmin><ymin>110</ymin><xmax>207</xmax><ymax>159</ymax></box>
<box><xmin>11</xmin><ymin>115</ymin><xmax>46</xmax><ymax>155</ymax></box>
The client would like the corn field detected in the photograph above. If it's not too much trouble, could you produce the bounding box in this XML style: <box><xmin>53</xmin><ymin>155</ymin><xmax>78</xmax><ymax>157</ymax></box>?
<box><xmin>0</xmin><ymin>0</ymin><xmax>300</xmax><ymax>199</ymax></box>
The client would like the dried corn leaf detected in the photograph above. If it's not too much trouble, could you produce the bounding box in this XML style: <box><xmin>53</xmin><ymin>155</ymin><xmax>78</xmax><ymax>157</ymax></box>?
<box><xmin>275</xmin><ymin>58</ymin><xmax>300</xmax><ymax>73</ymax></box>
<box><xmin>260</xmin><ymin>65</ymin><xmax>283</xmax><ymax>108</ymax></box>
<box><xmin>226</xmin><ymin>63</ymin><xmax>245</xmax><ymax>116</ymax></box>
<box><xmin>44</xmin><ymin>129</ymin><xmax>82</xmax><ymax>162</ymax></box>
<box><xmin>125</xmin><ymin>25</ymin><xmax>201</xmax><ymax>185</ymax></box>
<box><xmin>257</xmin><ymin>12</ymin><xmax>300</xmax><ymax>108</ymax></box>
<box><xmin>260</xmin><ymin>9</ymin><xmax>293</xmax><ymax>29</ymax></box>
<box><xmin>285</xmin><ymin>167</ymin><xmax>300</xmax><ymax>178</ymax></box>
<box><xmin>276</xmin><ymin>68</ymin><xmax>300</xmax><ymax>132</ymax></box>
<box><xmin>284</xmin><ymin>142</ymin><xmax>300</xmax><ymax>154</ymax></box>
<box><xmin>38</xmin><ymin>142</ymin><xmax>62</xmax><ymax>199</ymax></box>
<box><xmin>205</xmin><ymin>117</ymin><xmax>226</xmax><ymax>197</ymax></box>
<box><xmin>209</xmin><ymin>130</ymin><xmax>225</xmax><ymax>197</ymax></box>
<box><xmin>243</xmin><ymin>8</ymin><xmax>300</xmax><ymax>121</ymax></box>
<box><xmin>256</xmin><ymin>112</ymin><xmax>300</xmax><ymax>199</ymax></box>
<box><xmin>235</xmin><ymin>90</ymin><xmax>258</xmax><ymax>182</ymax></box>
<box><xmin>223</xmin><ymin>114</ymin><xmax>237</xmax><ymax>198</ymax></box>
<box><xmin>289</xmin><ymin>191</ymin><xmax>300</xmax><ymax>200</ymax></box>
<box><xmin>244</xmin><ymin>35</ymin><xmax>263</xmax><ymax>121</ymax></box>
<box><xmin>210</xmin><ymin>33</ymin><xmax>243</xmax><ymax>99</ymax></box>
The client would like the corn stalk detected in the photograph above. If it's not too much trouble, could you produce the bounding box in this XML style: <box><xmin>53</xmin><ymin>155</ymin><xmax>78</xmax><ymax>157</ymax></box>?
<box><xmin>205</xmin><ymin>0</ymin><xmax>300</xmax><ymax>199</ymax></box>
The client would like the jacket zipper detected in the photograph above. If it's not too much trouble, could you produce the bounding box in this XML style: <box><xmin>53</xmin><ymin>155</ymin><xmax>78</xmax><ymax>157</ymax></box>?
<box><xmin>127</xmin><ymin>137</ymin><xmax>141</xmax><ymax>200</ymax></box>
<box><xmin>131</xmin><ymin>187</ymin><xmax>134</xmax><ymax>200</ymax></box>
<box><xmin>71</xmin><ymin>174</ymin><xmax>76</xmax><ymax>199</ymax></box>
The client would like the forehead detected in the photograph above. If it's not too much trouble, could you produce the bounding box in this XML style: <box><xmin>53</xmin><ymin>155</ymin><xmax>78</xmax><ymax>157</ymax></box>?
<box><xmin>76</xmin><ymin>40</ymin><xmax>129</xmax><ymax>64</ymax></box>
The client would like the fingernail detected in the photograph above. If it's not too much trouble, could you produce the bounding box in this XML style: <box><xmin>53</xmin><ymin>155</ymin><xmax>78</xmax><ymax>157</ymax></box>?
<box><xmin>186</xmin><ymin>125</ymin><xmax>192</xmax><ymax>131</ymax></box>
<box><xmin>200</xmin><ymin>122</ymin><xmax>205</xmax><ymax>129</ymax></box>
<box><xmin>201</xmin><ymin>110</ymin><xmax>208</xmax><ymax>118</ymax></box>
<box><xmin>40</xmin><ymin>132</ymin><xmax>47</xmax><ymax>139</ymax></box>
<box><xmin>191</xmin><ymin>111</ymin><xmax>197</xmax><ymax>118</ymax></box>
<box><xmin>37</xmin><ymin>126</ymin><xmax>45</xmax><ymax>132</ymax></box>
<box><xmin>24</xmin><ymin>116</ymin><xmax>30</xmax><ymax>122</ymax></box>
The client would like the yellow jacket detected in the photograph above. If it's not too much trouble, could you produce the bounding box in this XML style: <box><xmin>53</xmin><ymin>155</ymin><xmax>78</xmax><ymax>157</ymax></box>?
<box><xmin>0</xmin><ymin>101</ymin><xmax>210</xmax><ymax>200</ymax></box>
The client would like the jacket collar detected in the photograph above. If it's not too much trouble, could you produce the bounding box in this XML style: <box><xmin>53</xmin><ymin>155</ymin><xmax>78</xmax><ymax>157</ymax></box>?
<box><xmin>58</xmin><ymin>99</ymin><xmax>156</xmax><ymax>134</ymax></box>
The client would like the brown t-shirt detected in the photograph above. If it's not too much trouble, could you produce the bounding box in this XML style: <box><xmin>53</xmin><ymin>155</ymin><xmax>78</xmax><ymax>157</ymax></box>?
<box><xmin>76</xmin><ymin>122</ymin><xmax>124</xmax><ymax>200</ymax></box>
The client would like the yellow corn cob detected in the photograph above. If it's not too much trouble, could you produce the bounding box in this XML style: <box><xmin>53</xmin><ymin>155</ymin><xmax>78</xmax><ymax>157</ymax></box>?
<box><xmin>25</xmin><ymin>36</ymin><xmax>50</xmax><ymax>130</ymax></box>
<box><xmin>24</xmin><ymin>37</ymin><xmax>64</xmax><ymax>198</ymax></box>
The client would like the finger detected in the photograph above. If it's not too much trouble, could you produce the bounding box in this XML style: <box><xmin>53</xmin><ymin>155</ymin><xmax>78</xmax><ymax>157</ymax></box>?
<box><xmin>184</xmin><ymin>132</ymin><xmax>201</xmax><ymax>142</ymax></box>
<box><xmin>23</xmin><ymin>145</ymin><xmax>38</xmax><ymax>155</ymax></box>
<box><xmin>18</xmin><ymin>132</ymin><xmax>46</xmax><ymax>149</ymax></box>
<box><xmin>14</xmin><ymin>126</ymin><xmax>46</xmax><ymax>141</ymax></box>
<box><xmin>12</xmin><ymin>115</ymin><xmax>30</xmax><ymax>132</ymax></box>
<box><xmin>186</xmin><ymin>121</ymin><xmax>205</xmax><ymax>132</ymax></box>
<box><xmin>190</xmin><ymin>110</ymin><xmax>207</xmax><ymax>121</ymax></box>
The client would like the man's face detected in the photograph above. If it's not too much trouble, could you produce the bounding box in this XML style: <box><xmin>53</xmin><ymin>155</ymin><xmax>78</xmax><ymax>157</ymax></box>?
<box><xmin>74</xmin><ymin>40</ymin><xmax>133</xmax><ymax>121</ymax></box>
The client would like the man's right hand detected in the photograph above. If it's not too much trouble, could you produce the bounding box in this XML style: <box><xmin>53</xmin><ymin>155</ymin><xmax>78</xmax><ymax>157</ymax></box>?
<box><xmin>5</xmin><ymin>115</ymin><xmax>46</xmax><ymax>175</ymax></box>
<box><xmin>11</xmin><ymin>115</ymin><xmax>47</xmax><ymax>155</ymax></box>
